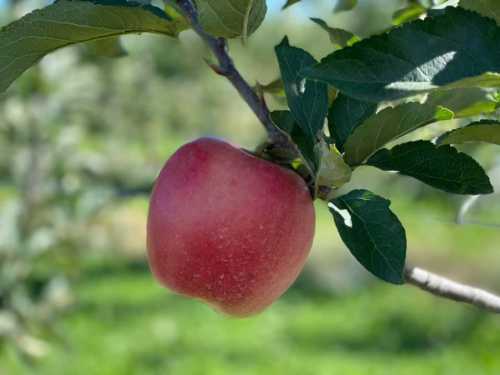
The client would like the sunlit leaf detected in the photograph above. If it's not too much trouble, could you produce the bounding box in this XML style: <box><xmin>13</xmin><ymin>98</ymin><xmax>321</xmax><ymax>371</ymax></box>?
<box><xmin>343</xmin><ymin>88</ymin><xmax>499</xmax><ymax>165</ymax></box>
<box><xmin>437</xmin><ymin>120</ymin><xmax>500</xmax><ymax>145</ymax></box>
<box><xmin>305</xmin><ymin>7</ymin><xmax>500</xmax><ymax>102</ymax></box>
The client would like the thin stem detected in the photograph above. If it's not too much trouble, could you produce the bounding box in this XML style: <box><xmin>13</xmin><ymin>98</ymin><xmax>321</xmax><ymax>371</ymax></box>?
<box><xmin>175</xmin><ymin>0</ymin><xmax>291</xmax><ymax>148</ymax></box>
<box><xmin>405</xmin><ymin>265</ymin><xmax>500</xmax><ymax>313</ymax></box>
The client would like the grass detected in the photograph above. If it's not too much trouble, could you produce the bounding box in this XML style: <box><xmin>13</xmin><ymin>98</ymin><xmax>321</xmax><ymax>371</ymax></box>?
<box><xmin>2</xmin><ymin>258</ymin><xmax>500</xmax><ymax>375</ymax></box>
<box><xmin>2</xmin><ymin>185</ymin><xmax>500</xmax><ymax>375</ymax></box>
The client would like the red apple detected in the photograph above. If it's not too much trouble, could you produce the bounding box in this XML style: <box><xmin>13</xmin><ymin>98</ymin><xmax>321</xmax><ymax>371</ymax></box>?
<box><xmin>147</xmin><ymin>138</ymin><xmax>315</xmax><ymax>317</ymax></box>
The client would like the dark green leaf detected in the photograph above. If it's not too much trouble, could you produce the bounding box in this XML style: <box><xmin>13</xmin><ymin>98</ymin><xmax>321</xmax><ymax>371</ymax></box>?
<box><xmin>329</xmin><ymin>189</ymin><xmax>406</xmax><ymax>284</ymax></box>
<box><xmin>275</xmin><ymin>37</ymin><xmax>329</xmax><ymax>141</ymax></box>
<box><xmin>0</xmin><ymin>0</ymin><xmax>180</xmax><ymax>93</ymax></box>
<box><xmin>328</xmin><ymin>94</ymin><xmax>377</xmax><ymax>151</ymax></box>
<box><xmin>460</xmin><ymin>0</ymin><xmax>500</xmax><ymax>25</ymax></box>
<box><xmin>310</xmin><ymin>18</ymin><xmax>359</xmax><ymax>48</ymax></box>
<box><xmin>333</xmin><ymin>0</ymin><xmax>357</xmax><ymax>13</ymax></box>
<box><xmin>270</xmin><ymin>110</ymin><xmax>319</xmax><ymax>173</ymax></box>
<box><xmin>305</xmin><ymin>7</ymin><xmax>500</xmax><ymax>102</ymax></box>
<box><xmin>437</xmin><ymin>120</ymin><xmax>500</xmax><ymax>145</ymax></box>
<box><xmin>343</xmin><ymin>88</ymin><xmax>499</xmax><ymax>165</ymax></box>
<box><xmin>366</xmin><ymin>141</ymin><xmax>494</xmax><ymax>195</ymax></box>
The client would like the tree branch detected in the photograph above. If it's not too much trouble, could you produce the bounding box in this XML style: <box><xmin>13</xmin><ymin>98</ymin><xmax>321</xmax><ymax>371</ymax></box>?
<box><xmin>174</xmin><ymin>0</ymin><xmax>500</xmax><ymax>315</ymax></box>
<box><xmin>405</xmin><ymin>265</ymin><xmax>500</xmax><ymax>313</ymax></box>
<box><xmin>174</xmin><ymin>0</ymin><xmax>291</xmax><ymax>149</ymax></box>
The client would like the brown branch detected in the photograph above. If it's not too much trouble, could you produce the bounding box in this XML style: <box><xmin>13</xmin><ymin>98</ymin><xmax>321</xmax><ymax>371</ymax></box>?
<box><xmin>405</xmin><ymin>265</ymin><xmax>500</xmax><ymax>313</ymax></box>
<box><xmin>174</xmin><ymin>0</ymin><xmax>291</xmax><ymax>148</ymax></box>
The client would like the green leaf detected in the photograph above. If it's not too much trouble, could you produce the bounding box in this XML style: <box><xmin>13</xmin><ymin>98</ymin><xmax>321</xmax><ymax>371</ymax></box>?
<box><xmin>275</xmin><ymin>37</ymin><xmax>329</xmax><ymax>141</ymax></box>
<box><xmin>443</xmin><ymin>72</ymin><xmax>500</xmax><ymax>91</ymax></box>
<box><xmin>343</xmin><ymin>88</ymin><xmax>499</xmax><ymax>165</ymax></box>
<box><xmin>329</xmin><ymin>189</ymin><xmax>406</xmax><ymax>284</ymax></box>
<box><xmin>346</xmin><ymin>103</ymin><xmax>435</xmax><ymax>166</ymax></box>
<box><xmin>333</xmin><ymin>0</ymin><xmax>357</xmax><ymax>13</ymax></box>
<box><xmin>328</xmin><ymin>94</ymin><xmax>377</xmax><ymax>151</ymax></box>
<box><xmin>366</xmin><ymin>141</ymin><xmax>494</xmax><ymax>195</ymax></box>
<box><xmin>437</xmin><ymin>120</ymin><xmax>500</xmax><ymax>145</ymax></box>
<box><xmin>164</xmin><ymin>3</ymin><xmax>190</xmax><ymax>32</ymax></box>
<box><xmin>257</xmin><ymin>78</ymin><xmax>284</xmax><ymax>96</ymax></box>
<box><xmin>270</xmin><ymin>110</ymin><xmax>319</xmax><ymax>173</ymax></box>
<box><xmin>434</xmin><ymin>105</ymin><xmax>454</xmax><ymax>121</ymax></box>
<box><xmin>392</xmin><ymin>3</ymin><xmax>426</xmax><ymax>26</ymax></box>
<box><xmin>460</xmin><ymin>0</ymin><xmax>500</xmax><ymax>25</ymax></box>
<box><xmin>310</xmin><ymin>18</ymin><xmax>359</xmax><ymax>49</ymax></box>
<box><xmin>271</xmin><ymin>114</ymin><xmax>352</xmax><ymax>191</ymax></box>
<box><xmin>0</xmin><ymin>0</ymin><xmax>180</xmax><ymax>93</ymax></box>
<box><xmin>316</xmin><ymin>141</ymin><xmax>352</xmax><ymax>189</ymax></box>
<box><xmin>305</xmin><ymin>7</ymin><xmax>500</xmax><ymax>102</ymax></box>
<box><xmin>195</xmin><ymin>0</ymin><xmax>266</xmax><ymax>38</ymax></box>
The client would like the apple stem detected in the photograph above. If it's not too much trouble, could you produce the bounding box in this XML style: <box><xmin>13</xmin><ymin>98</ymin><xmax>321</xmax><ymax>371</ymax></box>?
<box><xmin>405</xmin><ymin>265</ymin><xmax>500</xmax><ymax>313</ymax></box>
<box><xmin>174</xmin><ymin>0</ymin><xmax>295</xmax><ymax>152</ymax></box>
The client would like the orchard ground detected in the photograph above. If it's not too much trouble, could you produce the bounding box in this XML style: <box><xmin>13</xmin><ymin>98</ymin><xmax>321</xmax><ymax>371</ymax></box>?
<box><xmin>2</xmin><ymin>188</ymin><xmax>500</xmax><ymax>374</ymax></box>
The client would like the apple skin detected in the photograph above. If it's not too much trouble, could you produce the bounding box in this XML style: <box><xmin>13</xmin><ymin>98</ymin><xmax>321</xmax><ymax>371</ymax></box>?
<box><xmin>147</xmin><ymin>137</ymin><xmax>315</xmax><ymax>317</ymax></box>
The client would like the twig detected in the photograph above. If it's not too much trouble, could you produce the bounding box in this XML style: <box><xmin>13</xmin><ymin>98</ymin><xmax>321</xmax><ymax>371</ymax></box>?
<box><xmin>174</xmin><ymin>0</ymin><xmax>291</xmax><ymax>148</ymax></box>
<box><xmin>405</xmin><ymin>265</ymin><xmax>500</xmax><ymax>313</ymax></box>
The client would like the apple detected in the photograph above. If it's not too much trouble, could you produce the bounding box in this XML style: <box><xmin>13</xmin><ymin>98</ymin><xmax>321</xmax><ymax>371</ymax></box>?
<box><xmin>147</xmin><ymin>137</ymin><xmax>315</xmax><ymax>317</ymax></box>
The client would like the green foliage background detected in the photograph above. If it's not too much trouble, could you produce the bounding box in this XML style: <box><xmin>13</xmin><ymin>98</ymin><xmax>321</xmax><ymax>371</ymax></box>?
<box><xmin>1</xmin><ymin>0</ymin><xmax>500</xmax><ymax>373</ymax></box>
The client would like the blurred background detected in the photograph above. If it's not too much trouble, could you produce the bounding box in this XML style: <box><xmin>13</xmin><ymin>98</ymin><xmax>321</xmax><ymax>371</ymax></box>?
<box><xmin>1</xmin><ymin>0</ymin><xmax>500</xmax><ymax>373</ymax></box>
